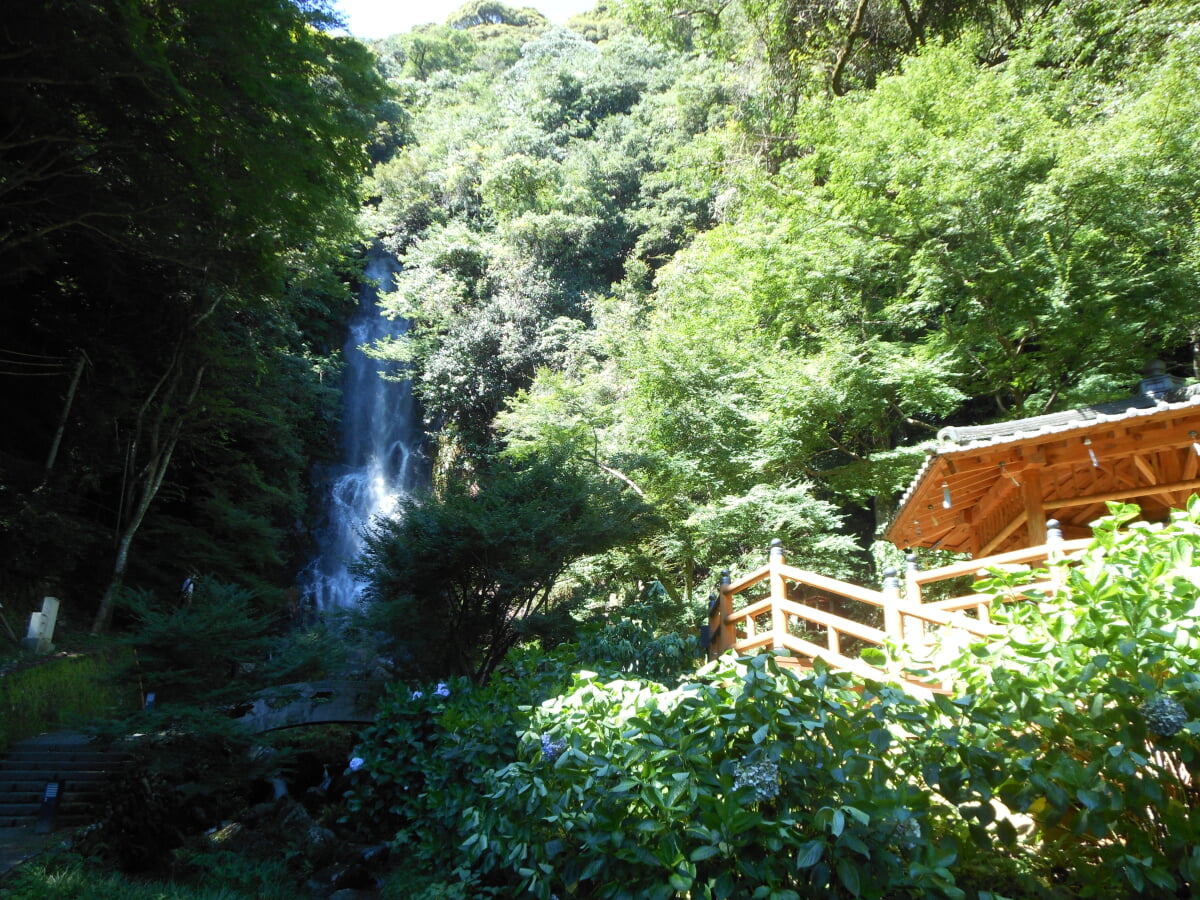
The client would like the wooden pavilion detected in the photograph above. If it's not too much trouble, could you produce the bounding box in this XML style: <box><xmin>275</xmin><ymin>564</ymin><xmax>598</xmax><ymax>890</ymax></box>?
<box><xmin>703</xmin><ymin>364</ymin><xmax>1200</xmax><ymax>690</ymax></box>
<box><xmin>884</xmin><ymin>365</ymin><xmax>1200</xmax><ymax>555</ymax></box>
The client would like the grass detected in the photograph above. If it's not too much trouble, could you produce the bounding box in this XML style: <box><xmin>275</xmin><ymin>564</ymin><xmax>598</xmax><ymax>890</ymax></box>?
<box><xmin>0</xmin><ymin>647</ymin><xmax>139</xmax><ymax>753</ymax></box>
<box><xmin>0</xmin><ymin>855</ymin><xmax>293</xmax><ymax>900</ymax></box>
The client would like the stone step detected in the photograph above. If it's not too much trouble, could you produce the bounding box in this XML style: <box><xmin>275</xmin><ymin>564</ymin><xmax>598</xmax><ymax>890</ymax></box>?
<box><xmin>2</xmin><ymin>749</ymin><xmax>129</xmax><ymax>765</ymax></box>
<box><xmin>0</xmin><ymin>761</ymin><xmax>123</xmax><ymax>776</ymax></box>
<box><xmin>0</xmin><ymin>765</ymin><xmax>120</xmax><ymax>782</ymax></box>
<box><xmin>0</xmin><ymin>734</ymin><xmax>133</xmax><ymax>834</ymax></box>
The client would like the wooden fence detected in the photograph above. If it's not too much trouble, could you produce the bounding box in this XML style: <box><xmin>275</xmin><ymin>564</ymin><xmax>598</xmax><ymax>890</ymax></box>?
<box><xmin>703</xmin><ymin>522</ymin><xmax>1090</xmax><ymax>693</ymax></box>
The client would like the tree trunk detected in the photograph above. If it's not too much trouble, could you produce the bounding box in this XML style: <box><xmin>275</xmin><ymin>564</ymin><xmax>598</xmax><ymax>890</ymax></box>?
<box><xmin>91</xmin><ymin>362</ymin><xmax>205</xmax><ymax>633</ymax></box>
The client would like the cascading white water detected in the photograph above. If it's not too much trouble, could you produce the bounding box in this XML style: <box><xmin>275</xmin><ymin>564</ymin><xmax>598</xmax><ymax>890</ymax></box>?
<box><xmin>302</xmin><ymin>246</ymin><xmax>427</xmax><ymax>610</ymax></box>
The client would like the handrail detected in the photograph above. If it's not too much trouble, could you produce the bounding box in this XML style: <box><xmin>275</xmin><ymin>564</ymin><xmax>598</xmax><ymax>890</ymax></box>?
<box><xmin>905</xmin><ymin>538</ymin><xmax>1088</xmax><ymax>587</ymax></box>
<box><xmin>704</xmin><ymin>521</ymin><xmax>1080</xmax><ymax>693</ymax></box>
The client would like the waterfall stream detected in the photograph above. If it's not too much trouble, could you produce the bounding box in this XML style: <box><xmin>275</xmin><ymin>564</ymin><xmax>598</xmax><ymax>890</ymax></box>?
<box><xmin>302</xmin><ymin>246</ymin><xmax>427</xmax><ymax>610</ymax></box>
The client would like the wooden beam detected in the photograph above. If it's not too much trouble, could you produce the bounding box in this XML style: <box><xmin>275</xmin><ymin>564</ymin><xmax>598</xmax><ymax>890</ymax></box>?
<box><xmin>1132</xmin><ymin>453</ymin><xmax>1159</xmax><ymax>485</ymax></box>
<box><xmin>964</xmin><ymin>470</ymin><xmax>1021</xmax><ymax>552</ymax></box>
<box><xmin>1044</xmin><ymin>476</ymin><xmax>1200</xmax><ymax>512</ymax></box>
<box><xmin>978</xmin><ymin>510</ymin><xmax>1026</xmax><ymax>556</ymax></box>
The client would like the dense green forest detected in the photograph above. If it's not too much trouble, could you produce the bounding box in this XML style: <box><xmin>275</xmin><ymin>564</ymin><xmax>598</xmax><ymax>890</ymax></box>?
<box><xmin>0</xmin><ymin>0</ymin><xmax>384</xmax><ymax>631</ymax></box>
<box><xmin>5</xmin><ymin>0</ymin><xmax>1200</xmax><ymax>640</ymax></box>
<box><xmin>357</xmin><ymin>0</ymin><xmax>1200</xmax><ymax>663</ymax></box>
<box><xmin>5</xmin><ymin>0</ymin><xmax>1200</xmax><ymax>898</ymax></box>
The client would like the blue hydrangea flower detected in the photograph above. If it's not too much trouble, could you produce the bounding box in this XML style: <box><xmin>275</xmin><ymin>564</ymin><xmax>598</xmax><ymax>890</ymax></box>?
<box><xmin>434</xmin><ymin>682</ymin><xmax>451</xmax><ymax>698</ymax></box>
<box><xmin>540</xmin><ymin>734</ymin><xmax>567</xmax><ymax>763</ymax></box>
<box><xmin>1141</xmin><ymin>695</ymin><xmax>1188</xmax><ymax>737</ymax></box>
<box><xmin>410</xmin><ymin>689</ymin><xmax>424</xmax><ymax>701</ymax></box>
<box><xmin>733</xmin><ymin>758</ymin><xmax>780</xmax><ymax>802</ymax></box>
<box><xmin>348</xmin><ymin>756</ymin><xmax>365</xmax><ymax>772</ymax></box>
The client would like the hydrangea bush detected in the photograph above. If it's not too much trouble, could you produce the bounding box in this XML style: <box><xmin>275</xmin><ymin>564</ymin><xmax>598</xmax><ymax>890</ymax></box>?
<box><xmin>943</xmin><ymin>501</ymin><xmax>1200</xmax><ymax>897</ymax></box>
<box><xmin>343</xmin><ymin>647</ymin><xmax>579</xmax><ymax>890</ymax></box>
<box><xmin>465</xmin><ymin>656</ymin><xmax>965</xmax><ymax>899</ymax></box>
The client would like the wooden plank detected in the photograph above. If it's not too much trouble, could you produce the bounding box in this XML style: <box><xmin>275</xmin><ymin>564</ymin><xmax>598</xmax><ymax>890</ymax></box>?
<box><xmin>733</xmin><ymin>632</ymin><xmax>777</xmax><ymax>653</ymax></box>
<box><xmin>776</xmin><ymin>635</ymin><xmax>937</xmax><ymax>699</ymax></box>
<box><xmin>725</xmin><ymin>565</ymin><xmax>769</xmax><ymax>595</ymax></box>
<box><xmin>895</xmin><ymin>604</ymin><xmax>1003</xmax><ymax>637</ymax></box>
<box><xmin>911</xmin><ymin>538</ymin><xmax>1088</xmax><ymax>585</ymax></box>
<box><xmin>924</xmin><ymin>581</ymin><xmax>1058</xmax><ymax>612</ymax></box>
<box><xmin>777</xmin><ymin>633</ymin><xmax>886</xmax><ymax>681</ymax></box>
<box><xmin>1183</xmin><ymin>445</ymin><xmax>1199</xmax><ymax>481</ymax></box>
<box><xmin>727</xmin><ymin>597</ymin><xmax>774</xmax><ymax>622</ymax></box>
<box><xmin>978</xmin><ymin>511</ymin><xmax>1026</xmax><ymax>556</ymax></box>
<box><xmin>1133</xmin><ymin>453</ymin><xmax>1159</xmax><ymax>486</ymax></box>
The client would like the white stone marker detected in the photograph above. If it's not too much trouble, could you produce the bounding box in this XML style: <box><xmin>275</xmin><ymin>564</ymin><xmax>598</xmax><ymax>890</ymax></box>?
<box><xmin>22</xmin><ymin>596</ymin><xmax>60</xmax><ymax>653</ymax></box>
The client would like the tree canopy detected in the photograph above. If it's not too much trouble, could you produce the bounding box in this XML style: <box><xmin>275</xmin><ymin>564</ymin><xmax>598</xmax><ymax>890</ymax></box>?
<box><xmin>0</xmin><ymin>0</ymin><xmax>383</xmax><ymax>628</ymax></box>
<box><xmin>357</xmin><ymin>0</ymin><xmax>1200</xmax><ymax>618</ymax></box>
<box><xmin>6</xmin><ymin>0</ymin><xmax>1200</xmax><ymax>659</ymax></box>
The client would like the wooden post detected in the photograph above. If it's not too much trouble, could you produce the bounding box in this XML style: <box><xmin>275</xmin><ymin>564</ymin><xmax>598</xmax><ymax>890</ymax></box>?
<box><xmin>1046</xmin><ymin>518</ymin><xmax>1066</xmax><ymax>597</ymax></box>
<box><xmin>718</xmin><ymin>570</ymin><xmax>734</xmax><ymax>653</ymax></box>
<box><xmin>1022</xmin><ymin>468</ymin><xmax>1047</xmax><ymax>547</ymax></box>
<box><xmin>706</xmin><ymin>589</ymin><xmax>721</xmax><ymax>659</ymax></box>
<box><xmin>769</xmin><ymin>539</ymin><xmax>787</xmax><ymax>652</ymax></box>
<box><xmin>904</xmin><ymin>551</ymin><xmax>921</xmax><ymax>602</ymax></box>
<box><xmin>903</xmin><ymin>553</ymin><xmax>925</xmax><ymax>645</ymax></box>
<box><xmin>882</xmin><ymin>567</ymin><xmax>902</xmax><ymax>645</ymax></box>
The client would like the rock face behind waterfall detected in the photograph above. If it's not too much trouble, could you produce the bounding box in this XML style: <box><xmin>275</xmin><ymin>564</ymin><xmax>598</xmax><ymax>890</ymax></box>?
<box><xmin>302</xmin><ymin>246</ymin><xmax>428</xmax><ymax>610</ymax></box>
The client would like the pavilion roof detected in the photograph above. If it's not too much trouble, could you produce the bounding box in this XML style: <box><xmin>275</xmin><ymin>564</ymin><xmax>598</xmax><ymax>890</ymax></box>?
<box><xmin>885</xmin><ymin>381</ymin><xmax>1200</xmax><ymax>555</ymax></box>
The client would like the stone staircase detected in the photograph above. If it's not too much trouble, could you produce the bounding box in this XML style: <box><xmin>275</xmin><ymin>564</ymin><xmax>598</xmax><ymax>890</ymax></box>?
<box><xmin>0</xmin><ymin>732</ymin><xmax>129</xmax><ymax>831</ymax></box>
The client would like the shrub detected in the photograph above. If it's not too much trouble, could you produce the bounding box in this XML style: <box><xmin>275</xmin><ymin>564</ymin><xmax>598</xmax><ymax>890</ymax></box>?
<box><xmin>343</xmin><ymin>646</ymin><xmax>582</xmax><ymax>891</ymax></box>
<box><xmin>467</xmin><ymin>654</ymin><xmax>967</xmax><ymax>900</ymax></box>
<box><xmin>944</xmin><ymin>499</ymin><xmax>1200</xmax><ymax>898</ymax></box>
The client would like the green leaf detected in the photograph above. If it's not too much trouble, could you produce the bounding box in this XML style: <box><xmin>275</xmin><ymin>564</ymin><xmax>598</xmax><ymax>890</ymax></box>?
<box><xmin>836</xmin><ymin>858</ymin><xmax>862</xmax><ymax>896</ymax></box>
<box><xmin>796</xmin><ymin>840</ymin><xmax>824</xmax><ymax>869</ymax></box>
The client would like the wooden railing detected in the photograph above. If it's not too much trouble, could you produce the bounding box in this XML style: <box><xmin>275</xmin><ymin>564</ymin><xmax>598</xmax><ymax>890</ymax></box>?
<box><xmin>703</xmin><ymin>522</ymin><xmax>1089</xmax><ymax>693</ymax></box>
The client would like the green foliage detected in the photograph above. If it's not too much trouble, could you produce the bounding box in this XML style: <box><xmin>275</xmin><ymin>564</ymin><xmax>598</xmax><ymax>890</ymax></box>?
<box><xmin>344</xmin><ymin>647</ymin><xmax>581</xmax><ymax>889</ymax></box>
<box><xmin>0</xmin><ymin>648</ymin><xmax>137</xmax><ymax>753</ymax></box>
<box><xmin>0</xmin><ymin>855</ymin><xmax>282</xmax><ymax>900</ymax></box>
<box><xmin>574</xmin><ymin>582</ymin><xmax>699</xmax><ymax>685</ymax></box>
<box><xmin>117</xmin><ymin>581</ymin><xmax>275</xmax><ymax>707</ymax></box>
<box><xmin>0</xmin><ymin>0</ymin><xmax>383</xmax><ymax>626</ymax></box>
<box><xmin>344</xmin><ymin>502</ymin><xmax>1200</xmax><ymax>898</ymax></box>
<box><xmin>366</xmin><ymin>28</ymin><xmax>727</xmax><ymax>453</ymax></box>
<box><xmin>941</xmin><ymin>499</ymin><xmax>1200</xmax><ymax>897</ymax></box>
<box><xmin>447</xmin><ymin>1</ymin><xmax>549</xmax><ymax>30</ymax></box>
<box><xmin>468</xmin><ymin>655</ymin><xmax>965</xmax><ymax>899</ymax></box>
<box><xmin>357</xmin><ymin>451</ymin><xmax>656</xmax><ymax>681</ymax></box>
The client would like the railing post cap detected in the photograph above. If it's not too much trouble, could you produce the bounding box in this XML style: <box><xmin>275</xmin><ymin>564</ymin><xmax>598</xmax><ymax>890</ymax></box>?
<box><xmin>719</xmin><ymin>569</ymin><xmax>731</xmax><ymax>584</ymax></box>
<box><xmin>882</xmin><ymin>567</ymin><xmax>900</xmax><ymax>589</ymax></box>
<box><xmin>769</xmin><ymin>538</ymin><xmax>784</xmax><ymax>559</ymax></box>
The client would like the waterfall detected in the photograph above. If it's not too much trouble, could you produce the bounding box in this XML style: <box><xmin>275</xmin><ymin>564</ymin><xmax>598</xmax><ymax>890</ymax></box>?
<box><xmin>302</xmin><ymin>246</ymin><xmax>427</xmax><ymax>610</ymax></box>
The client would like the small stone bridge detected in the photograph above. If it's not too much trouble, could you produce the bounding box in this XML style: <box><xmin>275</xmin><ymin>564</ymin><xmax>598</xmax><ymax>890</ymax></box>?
<box><xmin>233</xmin><ymin>680</ymin><xmax>384</xmax><ymax>733</ymax></box>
